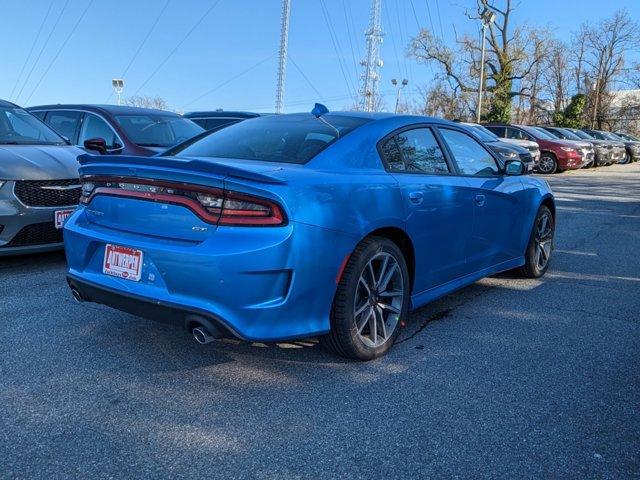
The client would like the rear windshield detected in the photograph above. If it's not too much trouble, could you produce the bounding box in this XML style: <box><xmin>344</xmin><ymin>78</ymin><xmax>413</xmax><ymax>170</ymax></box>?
<box><xmin>170</xmin><ymin>114</ymin><xmax>371</xmax><ymax>164</ymax></box>
<box><xmin>114</xmin><ymin>114</ymin><xmax>204</xmax><ymax>148</ymax></box>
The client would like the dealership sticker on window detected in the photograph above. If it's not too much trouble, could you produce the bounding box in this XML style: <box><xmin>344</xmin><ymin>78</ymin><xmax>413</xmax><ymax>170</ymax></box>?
<box><xmin>54</xmin><ymin>209</ymin><xmax>74</xmax><ymax>229</ymax></box>
<box><xmin>103</xmin><ymin>244</ymin><xmax>143</xmax><ymax>282</ymax></box>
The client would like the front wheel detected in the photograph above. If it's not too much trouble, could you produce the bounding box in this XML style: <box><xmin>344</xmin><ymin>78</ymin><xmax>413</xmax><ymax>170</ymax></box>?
<box><xmin>518</xmin><ymin>206</ymin><xmax>554</xmax><ymax>278</ymax></box>
<box><xmin>320</xmin><ymin>236</ymin><xmax>410</xmax><ymax>361</ymax></box>
<box><xmin>538</xmin><ymin>153</ymin><xmax>558</xmax><ymax>174</ymax></box>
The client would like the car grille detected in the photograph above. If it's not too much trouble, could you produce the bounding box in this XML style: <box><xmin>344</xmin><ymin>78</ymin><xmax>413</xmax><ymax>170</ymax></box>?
<box><xmin>2</xmin><ymin>222</ymin><xmax>63</xmax><ymax>248</ymax></box>
<box><xmin>14</xmin><ymin>179</ymin><xmax>81</xmax><ymax>207</ymax></box>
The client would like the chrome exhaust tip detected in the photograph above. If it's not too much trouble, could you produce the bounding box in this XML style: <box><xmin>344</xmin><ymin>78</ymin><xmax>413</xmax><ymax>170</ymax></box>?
<box><xmin>192</xmin><ymin>326</ymin><xmax>216</xmax><ymax>345</ymax></box>
<box><xmin>71</xmin><ymin>288</ymin><xmax>84</xmax><ymax>303</ymax></box>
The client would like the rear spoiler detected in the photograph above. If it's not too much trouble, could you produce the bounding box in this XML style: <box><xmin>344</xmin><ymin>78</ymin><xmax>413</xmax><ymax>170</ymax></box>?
<box><xmin>77</xmin><ymin>154</ymin><xmax>286</xmax><ymax>185</ymax></box>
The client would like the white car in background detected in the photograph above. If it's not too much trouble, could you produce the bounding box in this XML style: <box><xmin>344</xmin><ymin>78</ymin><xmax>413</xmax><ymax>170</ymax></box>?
<box><xmin>487</xmin><ymin>129</ymin><xmax>541</xmax><ymax>166</ymax></box>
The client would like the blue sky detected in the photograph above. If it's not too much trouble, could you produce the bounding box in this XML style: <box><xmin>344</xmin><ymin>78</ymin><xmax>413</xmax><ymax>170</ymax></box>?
<box><xmin>1</xmin><ymin>0</ymin><xmax>639</xmax><ymax>113</ymax></box>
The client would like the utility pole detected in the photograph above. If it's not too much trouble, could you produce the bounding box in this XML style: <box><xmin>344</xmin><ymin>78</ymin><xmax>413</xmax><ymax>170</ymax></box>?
<box><xmin>275</xmin><ymin>0</ymin><xmax>291</xmax><ymax>114</ymax></box>
<box><xmin>591</xmin><ymin>68</ymin><xmax>601</xmax><ymax>129</ymax></box>
<box><xmin>476</xmin><ymin>8</ymin><xmax>495</xmax><ymax>123</ymax></box>
<box><xmin>360</xmin><ymin>0</ymin><xmax>383</xmax><ymax>112</ymax></box>
<box><xmin>392</xmin><ymin>78</ymin><xmax>408</xmax><ymax>113</ymax></box>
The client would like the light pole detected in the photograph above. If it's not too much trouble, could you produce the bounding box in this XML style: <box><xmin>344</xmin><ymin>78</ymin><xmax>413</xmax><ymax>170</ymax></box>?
<box><xmin>392</xmin><ymin>78</ymin><xmax>408</xmax><ymax>113</ymax></box>
<box><xmin>112</xmin><ymin>79</ymin><xmax>124</xmax><ymax>106</ymax></box>
<box><xmin>476</xmin><ymin>8</ymin><xmax>495</xmax><ymax>123</ymax></box>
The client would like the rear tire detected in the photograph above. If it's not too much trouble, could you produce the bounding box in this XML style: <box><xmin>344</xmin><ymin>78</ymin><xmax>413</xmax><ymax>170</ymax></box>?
<box><xmin>518</xmin><ymin>206</ymin><xmax>554</xmax><ymax>278</ymax></box>
<box><xmin>320</xmin><ymin>236</ymin><xmax>410</xmax><ymax>361</ymax></box>
<box><xmin>538</xmin><ymin>153</ymin><xmax>558</xmax><ymax>174</ymax></box>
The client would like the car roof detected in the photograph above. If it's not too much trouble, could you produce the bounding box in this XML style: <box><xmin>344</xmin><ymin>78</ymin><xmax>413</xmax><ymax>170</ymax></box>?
<box><xmin>26</xmin><ymin>104</ymin><xmax>181</xmax><ymax>117</ymax></box>
<box><xmin>0</xmin><ymin>99</ymin><xmax>20</xmax><ymax>108</ymax></box>
<box><xmin>183</xmin><ymin>111</ymin><xmax>263</xmax><ymax>118</ymax></box>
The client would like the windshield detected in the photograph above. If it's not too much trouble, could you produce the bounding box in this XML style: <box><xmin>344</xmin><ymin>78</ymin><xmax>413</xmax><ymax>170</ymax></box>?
<box><xmin>115</xmin><ymin>114</ymin><xmax>204</xmax><ymax>147</ymax></box>
<box><xmin>617</xmin><ymin>132</ymin><xmax>640</xmax><ymax>141</ymax></box>
<box><xmin>550</xmin><ymin>127</ymin><xmax>582</xmax><ymax>140</ymax></box>
<box><xmin>522</xmin><ymin>125</ymin><xmax>555</xmax><ymax>140</ymax></box>
<box><xmin>585</xmin><ymin>130</ymin><xmax>607</xmax><ymax>140</ymax></box>
<box><xmin>170</xmin><ymin>114</ymin><xmax>371</xmax><ymax>164</ymax></box>
<box><xmin>602</xmin><ymin>131</ymin><xmax>623</xmax><ymax>141</ymax></box>
<box><xmin>465</xmin><ymin>124</ymin><xmax>499</xmax><ymax>142</ymax></box>
<box><xmin>568</xmin><ymin>129</ymin><xmax>594</xmax><ymax>140</ymax></box>
<box><xmin>0</xmin><ymin>106</ymin><xmax>65</xmax><ymax>145</ymax></box>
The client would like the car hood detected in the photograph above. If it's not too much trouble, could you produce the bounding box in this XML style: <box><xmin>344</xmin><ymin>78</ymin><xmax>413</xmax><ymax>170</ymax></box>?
<box><xmin>0</xmin><ymin>145</ymin><xmax>82</xmax><ymax>180</ymax></box>
<box><xmin>501</xmin><ymin>138</ymin><xmax>539</xmax><ymax>149</ymax></box>
<box><xmin>486</xmin><ymin>140</ymin><xmax>528</xmax><ymax>154</ymax></box>
<box><xmin>557</xmin><ymin>139</ymin><xmax>592</xmax><ymax>149</ymax></box>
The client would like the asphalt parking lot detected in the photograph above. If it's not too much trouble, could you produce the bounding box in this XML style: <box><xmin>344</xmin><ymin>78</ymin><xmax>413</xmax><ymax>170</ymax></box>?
<box><xmin>1</xmin><ymin>164</ymin><xmax>639</xmax><ymax>479</ymax></box>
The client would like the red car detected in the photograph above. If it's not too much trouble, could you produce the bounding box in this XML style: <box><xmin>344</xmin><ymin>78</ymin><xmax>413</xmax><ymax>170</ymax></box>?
<box><xmin>484</xmin><ymin>123</ymin><xmax>585</xmax><ymax>174</ymax></box>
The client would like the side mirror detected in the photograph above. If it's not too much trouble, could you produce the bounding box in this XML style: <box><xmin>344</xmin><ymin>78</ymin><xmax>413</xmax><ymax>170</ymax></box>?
<box><xmin>504</xmin><ymin>159</ymin><xmax>526</xmax><ymax>176</ymax></box>
<box><xmin>83</xmin><ymin>137</ymin><xmax>107</xmax><ymax>155</ymax></box>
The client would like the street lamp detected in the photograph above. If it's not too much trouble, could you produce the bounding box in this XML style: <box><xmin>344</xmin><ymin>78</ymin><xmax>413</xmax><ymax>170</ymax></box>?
<box><xmin>392</xmin><ymin>78</ymin><xmax>409</xmax><ymax>113</ymax></box>
<box><xmin>112</xmin><ymin>79</ymin><xmax>124</xmax><ymax>106</ymax></box>
<box><xmin>476</xmin><ymin>8</ymin><xmax>496</xmax><ymax>122</ymax></box>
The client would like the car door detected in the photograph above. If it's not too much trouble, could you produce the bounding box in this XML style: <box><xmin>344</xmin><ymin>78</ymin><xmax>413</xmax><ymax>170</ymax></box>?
<box><xmin>379</xmin><ymin>126</ymin><xmax>475</xmax><ymax>294</ymax></box>
<box><xmin>438</xmin><ymin>127</ymin><xmax>525</xmax><ymax>273</ymax></box>
<box><xmin>42</xmin><ymin>110</ymin><xmax>83</xmax><ymax>144</ymax></box>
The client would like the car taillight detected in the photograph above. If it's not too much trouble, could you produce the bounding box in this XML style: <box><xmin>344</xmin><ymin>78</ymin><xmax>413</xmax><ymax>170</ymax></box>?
<box><xmin>218</xmin><ymin>191</ymin><xmax>285</xmax><ymax>226</ymax></box>
<box><xmin>80</xmin><ymin>176</ymin><xmax>285</xmax><ymax>226</ymax></box>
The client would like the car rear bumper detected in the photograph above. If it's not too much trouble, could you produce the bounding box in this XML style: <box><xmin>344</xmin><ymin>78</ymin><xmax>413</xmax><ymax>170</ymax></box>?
<box><xmin>64</xmin><ymin>207</ymin><xmax>356</xmax><ymax>341</ymax></box>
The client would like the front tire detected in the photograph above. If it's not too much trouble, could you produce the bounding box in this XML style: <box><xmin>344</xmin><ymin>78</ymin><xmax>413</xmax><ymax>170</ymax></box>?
<box><xmin>321</xmin><ymin>236</ymin><xmax>410</xmax><ymax>361</ymax></box>
<box><xmin>538</xmin><ymin>153</ymin><xmax>558</xmax><ymax>174</ymax></box>
<box><xmin>518</xmin><ymin>206</ymin><xmax>554</xmax><ymax>278</ymax></box>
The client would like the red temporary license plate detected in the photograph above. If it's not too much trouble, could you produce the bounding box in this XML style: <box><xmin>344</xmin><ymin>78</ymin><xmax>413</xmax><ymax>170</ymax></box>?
<box><xmin>103</xmin><ymin>244</ymin><xmax>143</xmax><ymax>282</ymax></box>
<box><xmin>54</xmin><ymin>209</ymin><xmax>74</xmax><ymax>229</ymax></box>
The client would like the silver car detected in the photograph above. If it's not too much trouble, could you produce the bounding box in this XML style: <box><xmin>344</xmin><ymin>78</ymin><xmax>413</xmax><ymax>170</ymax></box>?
<box><xmin>0</xmin><ymin>100</ymin><xmax>82</xmax><ymax>256</ymax></box>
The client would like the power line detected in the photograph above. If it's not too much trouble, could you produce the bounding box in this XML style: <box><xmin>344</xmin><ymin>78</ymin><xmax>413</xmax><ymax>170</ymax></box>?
<box><xmin>319</xmin><ymin>0</ymin><xmax>358</xmax><ymax>104</ymax></box>
<box><xmin>434</xmin><ymin>0</ymin><xmax>445</xmax><ymax>39</ymax></box>
<box><xmin>133</xmin><ymin>0</ymin><xmax>221</xmax><ymax>97</ymax></box>
<box><xmin>181</xmin><ymin>53</ymin><xmax>276</xmax><ymax>109</ymax></box>
<box><xmin>288</xmin><ymin>54</ymin><xmax>325</xmax><ymax>101</ymax></box>
<box><xmin>24</xmin><ymin>0</ymin><xmax>95</xmax><ymax>105</ymax></box>
<box><xmin>342</xmin><ymin>0</ymin><xmax>360</xmax><ymax>83</ymax></box>
<box><xmin>423</xmin><ymin>0</ymin><xmax>436</xmax><ymax>36</ymax></box>
<box><xmin>14</xmin><ymin>0</ymin><xmax>70</xmax><ymax>104</ymax></box>
<box><xmin>9</xmin><ymin>1</ymin><xmax>54</xmax><ymax>101</ymax></box>
<box><xmin>106</xmin><ymin>0</ymin><xmax>171</xmax><ymax>102</ymax></box>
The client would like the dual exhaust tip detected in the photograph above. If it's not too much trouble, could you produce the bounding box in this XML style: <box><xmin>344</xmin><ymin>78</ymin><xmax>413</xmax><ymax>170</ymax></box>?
<box><xmin>70</xmin><ymin>286</ymin><xmax>222</xmax><ymax>345</ymax></box>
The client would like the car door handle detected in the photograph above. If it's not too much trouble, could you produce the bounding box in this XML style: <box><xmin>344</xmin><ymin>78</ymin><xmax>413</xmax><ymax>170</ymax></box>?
<box><xmin>475</xmin><ymin>194</ymin><xmax>486</xmax><ymax>206</ymax></box>
<box><xmin>408</xmin><ymin>191</ymin><xmax>424</xmax><ymax>204</ymax></box>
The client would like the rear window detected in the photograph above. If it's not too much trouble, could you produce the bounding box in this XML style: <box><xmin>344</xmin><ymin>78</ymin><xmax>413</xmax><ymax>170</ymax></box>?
<box><xmin>170</xmin><ymin>114</ymin><xmax>371</xmax><ymax>164</ymax></box>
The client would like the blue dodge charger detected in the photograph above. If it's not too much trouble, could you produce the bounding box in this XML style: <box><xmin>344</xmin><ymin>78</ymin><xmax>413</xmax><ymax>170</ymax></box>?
<box><xmin>65</xmin><ymin>108</ymin><xmax>555</xmax><ymax>360</ymax></box>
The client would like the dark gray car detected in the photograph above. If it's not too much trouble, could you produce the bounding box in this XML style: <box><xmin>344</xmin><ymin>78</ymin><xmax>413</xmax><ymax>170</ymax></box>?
<box><xmin>0</xmin><ymin>99</ymin><xmax>83</xmax><ymax>256</ymax></box>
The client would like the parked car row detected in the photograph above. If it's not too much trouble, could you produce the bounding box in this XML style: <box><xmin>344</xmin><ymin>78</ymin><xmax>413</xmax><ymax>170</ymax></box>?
<box><xmin>480</xmin><ymin>122</ymin><xmax>639</xmax><ymax>174</ymax></box>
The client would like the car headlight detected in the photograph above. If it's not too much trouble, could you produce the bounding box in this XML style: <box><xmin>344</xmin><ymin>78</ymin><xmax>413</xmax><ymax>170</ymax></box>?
<box><xmin>560</xmin><ymin>147</ymin><xmax>576</xmax><ymax>152</ymax></box>
<box><xmin>500</xmin><ymin>151</ymin><xmax>519</xmax><ymax>159</ymax></box>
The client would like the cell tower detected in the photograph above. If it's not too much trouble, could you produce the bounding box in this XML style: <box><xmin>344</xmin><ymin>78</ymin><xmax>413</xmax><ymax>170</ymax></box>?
<box><xmin>275</xmin><ymin>0</ymin><xmax>291</xmax><ymax>114</ymax></box>
<box><xmin>360</xmin><ymin>0</ymin><xmax>384</xmax><ymax>112</ymax></box>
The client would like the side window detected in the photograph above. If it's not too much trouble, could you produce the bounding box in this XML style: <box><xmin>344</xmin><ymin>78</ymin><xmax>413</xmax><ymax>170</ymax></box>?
<box><xmin>380</xmin><ymin>137</ymin><xmax>404</xmax><ymax>171</ymax></box>
<box><xmin>190</xmin><ymin>118</ymin><xmax>207</xmax><ymax>128</ymax></box>
<box><xmin>30</xmin><ymin>111</ymin><xmax>46</xmax><ymax>121</ymax></box>
<box><xmin>44</xmin><ymin>111</ymin><xmax>82</xmax><ymax>143</ymax></box>
<box><xmin>485</xmin><ymin>126</ymin><xmax>505</xmax><ymax>137</ymax></box>
<box><xmin>79</xmin><ymin>113</ymin><xmax>120</xmax><ymax>148</ymax></box>
<box><xmin>439</xmin><ymin>128</ymin><xmax>500</xmax><ymax>177</ymax></box>
<box><xmin>382</xmin><ymin>128</ymin><xmax>449</xmax><ymax>174</ymax></box>
<box><xmin>506</xmin><ymin>127</ymin><xmax>532</xmax><ymax>141</ymax></box>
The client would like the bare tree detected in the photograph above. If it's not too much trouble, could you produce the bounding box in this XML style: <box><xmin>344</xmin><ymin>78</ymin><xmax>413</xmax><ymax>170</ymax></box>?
<box><xmin>542</xmin><ymin>40</ymin><xmax>571</xmax><ymax>121</ymax></box>
<box><xmin>580</xmin><ymin>10</ymin><xmax>640</xmax><ymax>128</ymax></box>
<box><xmin>124</xmin><ymin>95</ymin><xmax>168</xmax><ymax>110</ymax></box>
<box><xmin>408</xmin><ymin>0</ymin><xmax>552</xmax><ymax>122</ymax></box>
<box><xmin>412</xmin><ymin>82</ymin><xmax>474</xmax><ymax>120</ymax></box>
